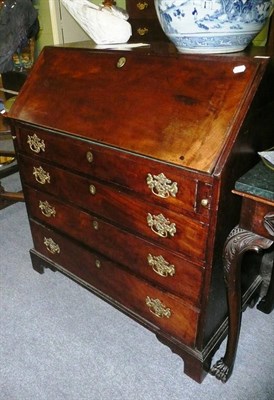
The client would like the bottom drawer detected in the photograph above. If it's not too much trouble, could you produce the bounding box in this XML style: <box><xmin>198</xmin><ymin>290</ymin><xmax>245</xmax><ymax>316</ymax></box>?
<box><xmin>30</xmin><ymin>220</ymin><xmax>200</xmax><ymax>347</ymax></box>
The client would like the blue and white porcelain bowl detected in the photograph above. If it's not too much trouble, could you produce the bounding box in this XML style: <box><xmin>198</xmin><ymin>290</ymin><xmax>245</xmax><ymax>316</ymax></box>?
<box><xmin>154</xmin><ymin>0</ymin><xmax>273</xmax><ymax>54</ymax></box>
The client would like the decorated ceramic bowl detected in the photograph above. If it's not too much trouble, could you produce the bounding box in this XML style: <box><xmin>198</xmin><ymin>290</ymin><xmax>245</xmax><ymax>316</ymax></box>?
<box><xmin>154</xmin><ymin>0</ymin><xmax>273</xmax><ymax>54</ymax></box>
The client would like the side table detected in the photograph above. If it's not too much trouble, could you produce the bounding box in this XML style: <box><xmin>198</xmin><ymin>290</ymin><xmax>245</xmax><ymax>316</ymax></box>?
<box><xmin>211</xmin><ymin>161</ymin><xmax>274</xmax><ymax>382</ymax></box>
<box><xmin>0</xmin><ymin>113</ymin><xmax>24</xmax><ymax>209</ymax></box>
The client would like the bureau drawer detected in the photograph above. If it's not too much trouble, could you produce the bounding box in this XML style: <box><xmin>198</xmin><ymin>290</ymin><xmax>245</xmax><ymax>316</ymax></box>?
<box><xmin>20</xmin><ymin>155</ymin><xmax>208</xmax><ymax>260</ymax></box>
<box><xmin>15</xmin><ymin>125</ymin><xmax>212</xmax><ymax>219</ymax></box>
<box><xmin>24</xmin><ymin>186</ymin><xmax>204</xmax><ymax>305</ymax></box>
<box><xmin>127</xmin><ymin>0</ymin><xmax>157</xmax><ymax>19</ymax></box>
<box><xmin>30</xmin><ymin>220</ymin><xmax>200</xmax><ymax>347</ymax></box>
<box><xmin>240</xmin><ymin>197</ymin><xmax>274</xmax><ymax>240</ymax></box>
<box><xmin>129</xmin><ymin>19</ymin><xmax>167</xmax><ymax>42</ymax></box>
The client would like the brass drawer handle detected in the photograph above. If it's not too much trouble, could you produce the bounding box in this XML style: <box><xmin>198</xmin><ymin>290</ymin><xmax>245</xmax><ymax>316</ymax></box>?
<box><xmin>137</xmin><ymin>27</ymin><xmax>149</xmax><ymax>36</ymax></box>
<box><xmin>145</xmin><ymin>296</ymin><xmax>171</xmax><ymax>318</ymax></box>
<box><xmin>27</xmin><ymin>133</ymin><xmax>45</xmax><ymax>153</ymax></box>
<box><xmin>39</xmin><ymin>200</ymin><xmax>56</xmax><ymax>218</ymax></box>
<box><xmin>43</xmin><ymin>237</ymin><xmax>60</xmax><ymax>254</ymax></box>
<box><xmin>146</xmin><ymin>173</ymin><xmax>178</xmax><ymax>198</ymax></box>
<box><xmin>137</xmin><ymin>2</ymin><xmax>148</xmax><ymax>10</ymax></box>
<box><xmin>33</xmin><ymin>166</ymin><xmax>51</xmax><ymax>185</ymax></box>
<box><xmin>147</xmin><ymin>213</ymin><xmax>176</xmax><ymax>238</ymax></box>
<box><xmin>147</xmin><ymin>254</ymin><xmax>175</xmax><ymax>277</ymax></box>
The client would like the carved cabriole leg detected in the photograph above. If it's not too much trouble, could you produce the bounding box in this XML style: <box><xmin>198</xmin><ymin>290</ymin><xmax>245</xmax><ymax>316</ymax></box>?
<box><xmin>211</xmin><ymin>226</ymin><xmax>273</xmax><ymax>383</ymax></box>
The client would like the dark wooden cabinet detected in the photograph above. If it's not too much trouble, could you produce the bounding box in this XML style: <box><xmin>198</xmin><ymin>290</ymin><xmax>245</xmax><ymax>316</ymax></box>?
<box><xmin>126</xmin><ymin>0</ymin><xmax>168</xmax><ymax>42</ymax></box>
<box><xmin>8</xmin><ymin>45</ymin><xmax>274</xmax><ymax>383</ymax></box>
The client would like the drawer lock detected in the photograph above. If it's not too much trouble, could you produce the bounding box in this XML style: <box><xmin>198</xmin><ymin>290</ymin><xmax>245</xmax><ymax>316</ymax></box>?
<box><xmin>146</xmin><ymin>296</ymin><xmax>171</xmax><ymax>319</ymax></box>
<box><xmin>117</xmin><ymin>57</ymin><xmax>126</xmax><ymax>68</ymax></box>
<box><xmin>147</xmin><ymin>213</ymin><xmax>176</xmax><ymax>238</ymax></box>
<box><xmin>86</xmin><ymin>151</ymin><xmax>94</xmax><ymax>163</ymax></box>
<box><xmin>147</xmin><ymin>254</ymin><xmax>175</xmax><ymax>277</ymax></box>
<box><xmin>89</xmin><ymin>184</ymin><xmax>96</xmax><ymax>195</ymax></box>
<box><xmin>93</xmin><ymin>220</ymin><xmax>99</xmax><ymax>230</ymax></box>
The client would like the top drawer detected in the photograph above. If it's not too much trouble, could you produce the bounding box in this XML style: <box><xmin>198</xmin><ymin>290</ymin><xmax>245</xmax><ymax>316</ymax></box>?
<box><xmin>15</xmin><ymin>124</ymin><xmax>213</xmax><ymax>220</ymax></box>
<box><xmin>240</xmin><ymin>197</ymin><xmax>274</xmax><ymax>241</ymax></box>
<box><xmin>126</xmin><ymin>0</ymin><xmax>157</xmax><ymax>19</ymax></box>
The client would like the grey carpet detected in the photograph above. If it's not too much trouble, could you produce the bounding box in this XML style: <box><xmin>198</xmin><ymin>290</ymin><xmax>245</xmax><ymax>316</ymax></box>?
<box><xmin>1</xmin><ymin>173</ymin><xmax>274</xmax><ymax>400</ymax></box>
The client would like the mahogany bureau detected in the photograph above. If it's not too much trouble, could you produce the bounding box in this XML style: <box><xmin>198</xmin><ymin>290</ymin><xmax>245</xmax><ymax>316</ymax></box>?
<box><xmin>8</xmin><ymin>45</ymin><xmax>274</xmax><ymax>383</ymax></box>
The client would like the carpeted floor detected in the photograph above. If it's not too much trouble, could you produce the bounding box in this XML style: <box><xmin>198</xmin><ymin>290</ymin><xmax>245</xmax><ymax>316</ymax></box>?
<box><xmin>1</xmin><ymin>173</ymin><xmax>274</xmax><ymax>400</ymax></box>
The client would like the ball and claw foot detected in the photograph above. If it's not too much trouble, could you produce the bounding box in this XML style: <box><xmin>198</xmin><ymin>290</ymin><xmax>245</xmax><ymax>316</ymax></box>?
<box><xmin>210</xmin><ymin>358</ymin><xmax>230</xmax><ymax>383</ymax></box>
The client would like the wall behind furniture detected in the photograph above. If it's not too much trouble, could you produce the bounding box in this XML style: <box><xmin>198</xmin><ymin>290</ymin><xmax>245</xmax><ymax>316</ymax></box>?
<box><xmin>34</xmin><ymin>0</ymin><xmax>126</xmax><ymax>56</ymax></box>
<box><xmin>33</xmin><ymin>0</ymin><xmax>53</xmax><ymax>56</ymax></box>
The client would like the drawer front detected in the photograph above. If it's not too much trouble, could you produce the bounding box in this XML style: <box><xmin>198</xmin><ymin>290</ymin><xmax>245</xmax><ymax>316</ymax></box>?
<box><xmin>30</xmin><ymin>220</ymin><xmax>200</xmax><ymax>347</ymax></box>
<box><xmin>20</xmin><ymin>155</ymin><xmax>208</xmax><ymax>260</ymax></box>
<box><xmin>241</xmin><ymin>198</ymin><xmax>274</xmax><ymax>240</ymax></box>
<box><xmin>24</xmin><ymin>186</ymin><xmax>204</xmax><ymax>305</ymax></box>
<box><xmin>127</xmin><ymin>0</ymin><xmax>157</xmax><ymax>19</ymax></box>
<box><xmin>129</xmin><ymin>19</ymin><xmax>167</xmax><ymax>42</ymax></box>
<box><xmin>16</xmin><ymin>125</ymin><xmax>212</xmax><ymax>219</ymax></box>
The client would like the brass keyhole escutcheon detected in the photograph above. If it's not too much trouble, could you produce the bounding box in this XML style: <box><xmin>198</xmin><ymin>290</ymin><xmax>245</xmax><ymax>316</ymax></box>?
<box><xmin>117</xmin><ymin>57</ymin><xmax>126</xmax><ymax>68</ymax></box>
<box><xmin>86</xmin><ymin>151</ymin><xmax>94</xmax><ymax>163</ymax></box>
<box><xmin>93</xmin><ymin>220</ymin><xmax>99</xmax><ymax>230</ymax></box>
<box><xmin>89</xmin><ymin>184</ymin><xmax>96</xmax><ymax>195</ymax></box>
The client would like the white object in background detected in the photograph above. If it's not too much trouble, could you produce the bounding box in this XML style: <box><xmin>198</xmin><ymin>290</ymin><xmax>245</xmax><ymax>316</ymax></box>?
<box><xmin>95</xmin><ymin>43</ymin><xmax>150</xmax><ymax>50</ymax></box>
<box><xmin>258</xmin><ymin>151</ymin><xmax>274</xmax><ymax>167</ymax></box>
<box><xmin>49</xmin><ymin>0</ymin><xmax>90</xmax><ymax>45</ymax></box>
<box><xmin>61</xmin><ymin>0</ymin><xmax>132</xmax><ymax>44</ymax></box>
